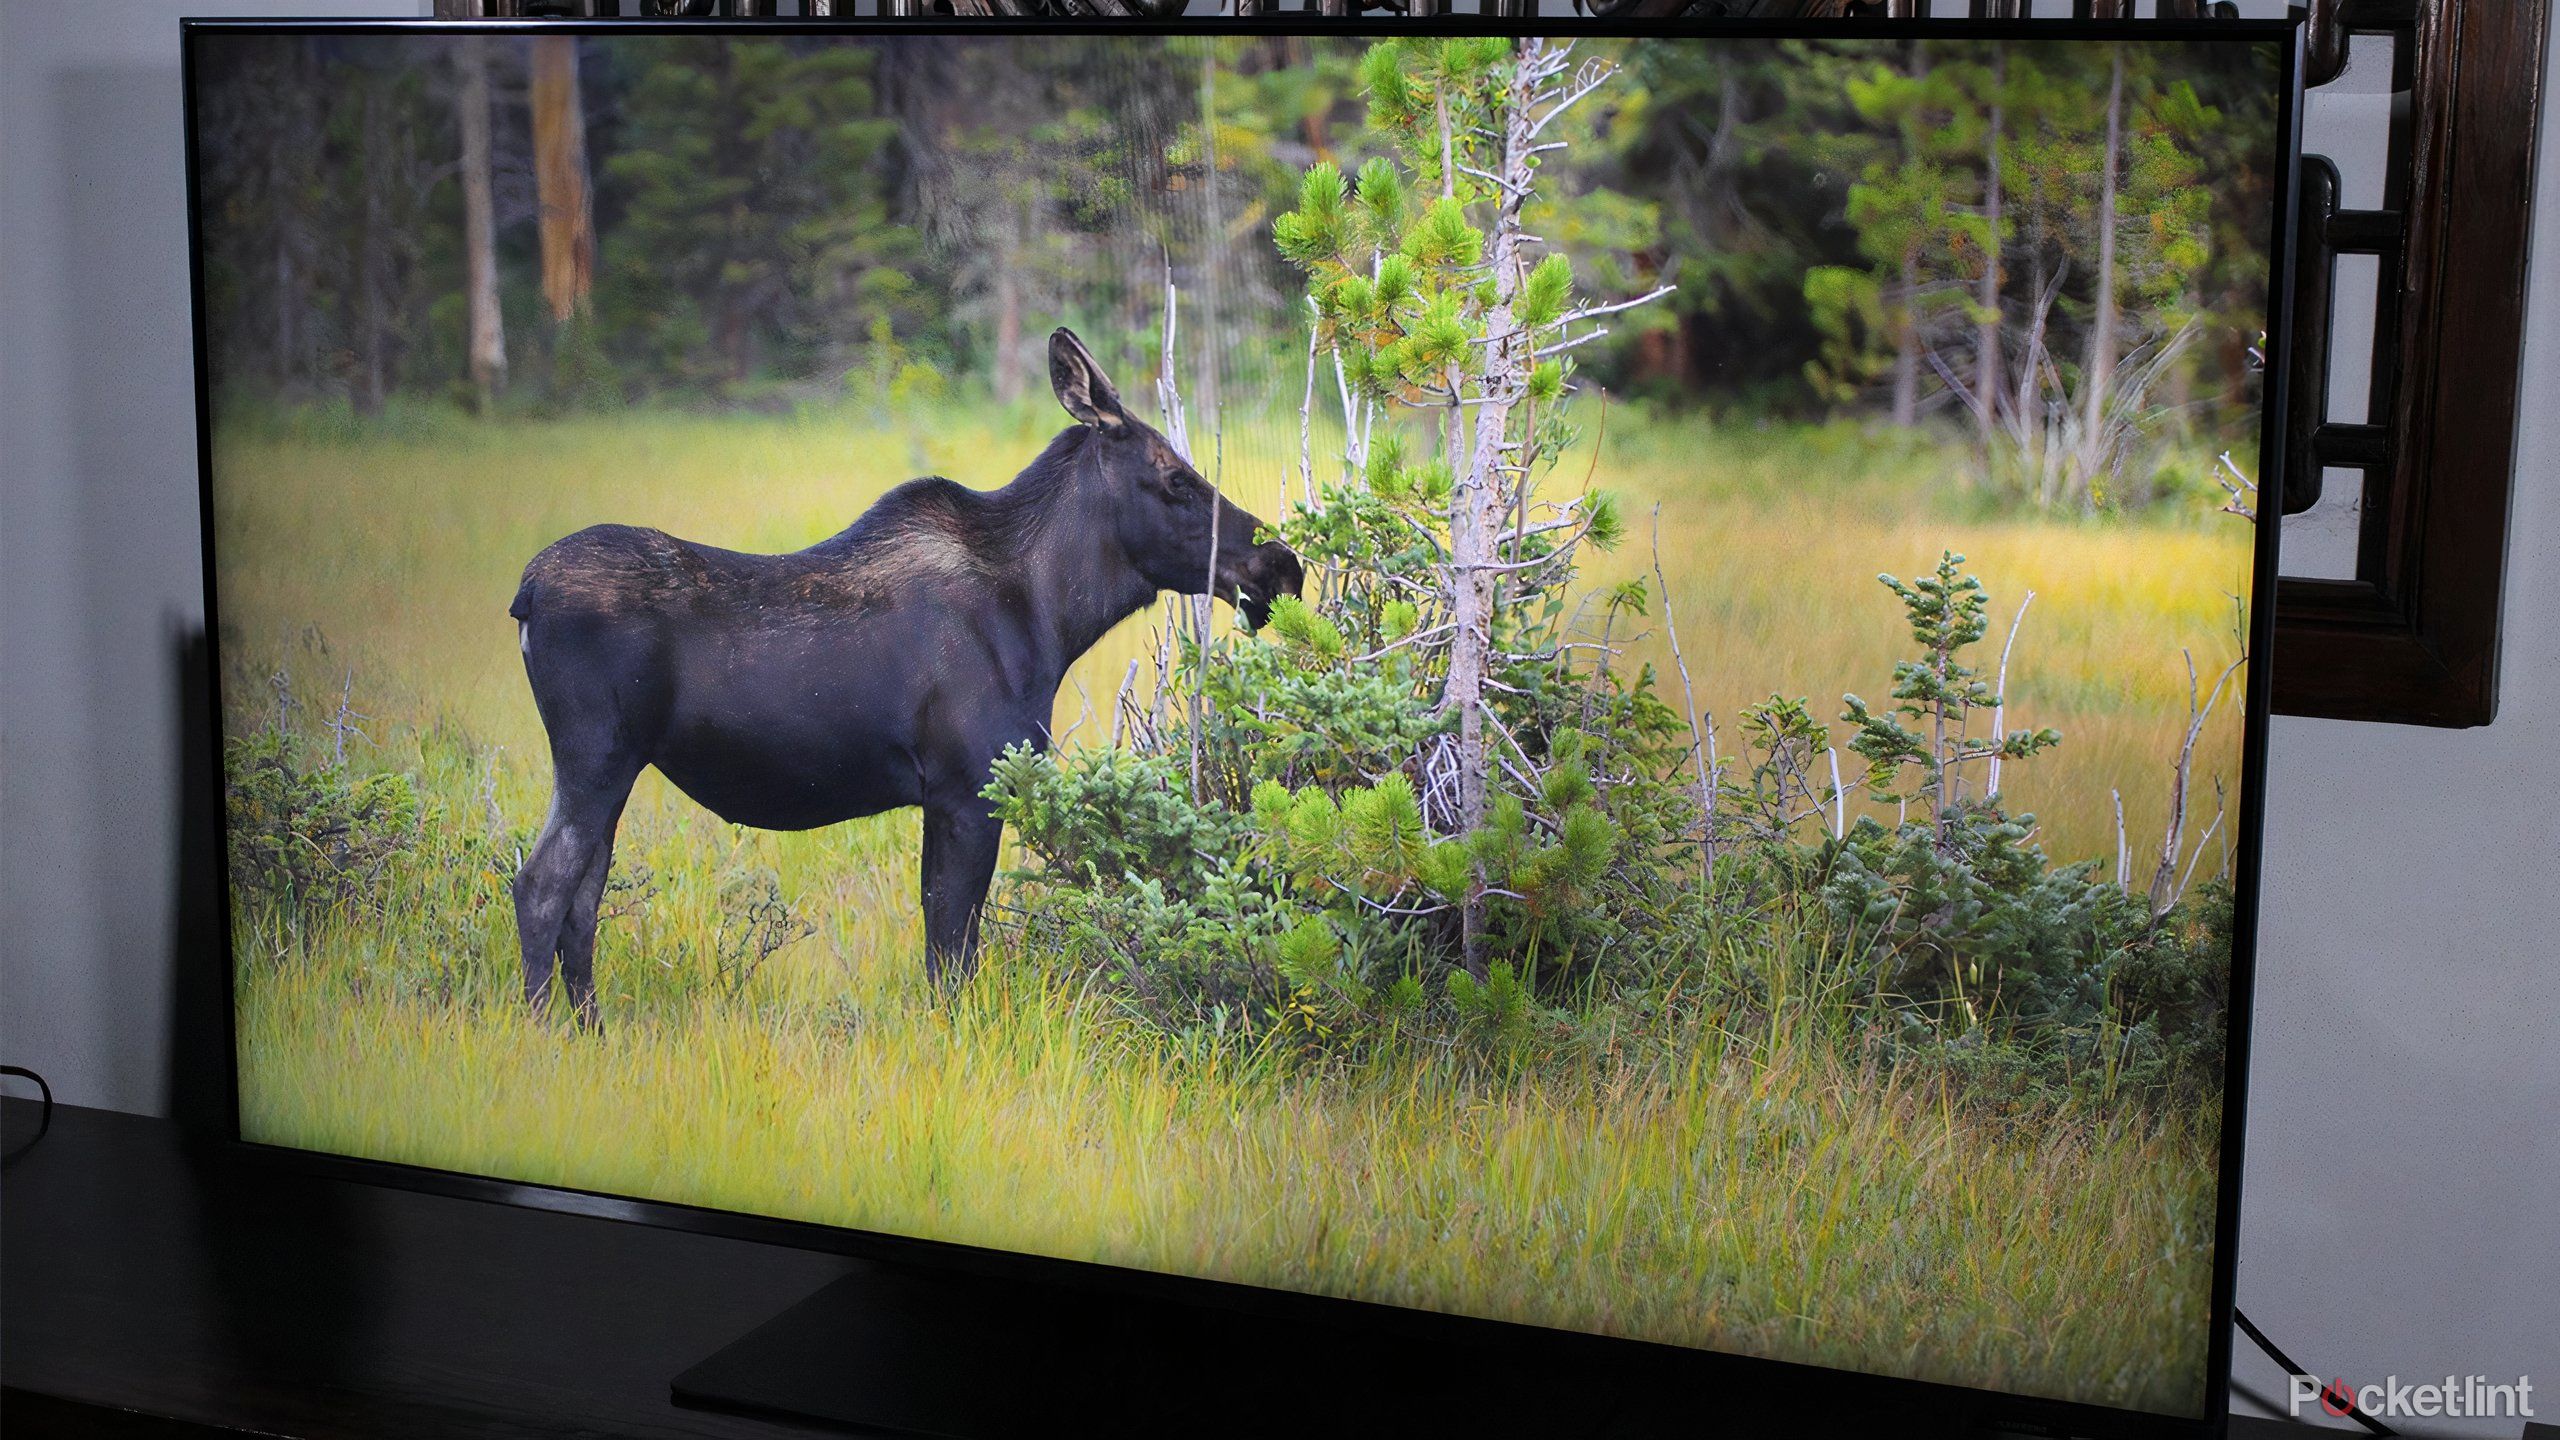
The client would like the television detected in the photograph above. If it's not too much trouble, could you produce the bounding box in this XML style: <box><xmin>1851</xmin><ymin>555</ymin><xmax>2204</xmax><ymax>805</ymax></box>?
<box><xmin>184</xmin><ymin>12</ymin><xmax>2295</xmax><ymax>1438</ymax></box>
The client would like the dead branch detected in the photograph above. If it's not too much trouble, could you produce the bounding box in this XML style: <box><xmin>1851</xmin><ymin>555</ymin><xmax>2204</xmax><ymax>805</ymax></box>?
<box><xmin>1987</xmin><ymin>590</ymin><xmax>2035</xmax><ymax>798</ymax></box>
<box><xmin>1525</xmin><ymin>58</ymin><xmax>1617</xmax><ymax>142</ymax></box>
<box><xmin>1553</xmin><ymin>283</ymin><xmax>1678</xmax><ymax>330</ymax></box>
<box><xmin>2113</xmin><ymin>789</ymin><xmax>2129</xmax><ymax>890</ymax></box>
<box><xmin>1650</xmin><ymin>505</ymin><xmax>1715</xmax><ymax>881</ymax></box>
<box><xmin>1109</xmin><ymin>657</ymin><xmax>1140</xmax><ymax>750</ymax></box>
<box><xmin>2146</xmin><ymin>649</ymin><xmax>2246</xmax><ymax>916</ymax></box>
<box><xmin>1297</xmin><ymin>314</ymin><xmax>1320</xmax><ymax>517</ymax></box>
<box><xmin>2215</xmin><ymin>450</ymin><xmax>2259</xmax><ymax>522</ymax></box>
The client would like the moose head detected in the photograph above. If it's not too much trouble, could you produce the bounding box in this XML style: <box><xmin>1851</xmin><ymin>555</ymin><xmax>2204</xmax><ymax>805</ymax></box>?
<box><xmin>1047</xmin><ymin>328</ymin><xmax>1303</xmax><ymax>630</ymax></box>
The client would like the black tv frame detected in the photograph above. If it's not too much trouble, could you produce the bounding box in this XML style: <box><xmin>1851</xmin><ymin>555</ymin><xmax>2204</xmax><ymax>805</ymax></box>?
<box><xmin>182</xmin><ymin>14</ymin><xmax>2302</xmax><ymax>1439</ymax></box>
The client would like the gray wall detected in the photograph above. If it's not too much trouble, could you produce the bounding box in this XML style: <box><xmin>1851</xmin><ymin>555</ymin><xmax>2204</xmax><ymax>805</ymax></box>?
<box><xmin>2</xmin><ymin>4</ymin><xmax>2551</xmax><ymax>1432</ymax></box>
<box><xmin>0</xmin><ymin>0</ymin><xmax>427</xmax><ymax>1116</ymax></box>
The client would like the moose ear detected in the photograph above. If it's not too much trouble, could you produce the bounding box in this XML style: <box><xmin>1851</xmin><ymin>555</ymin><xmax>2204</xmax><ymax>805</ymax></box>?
<box><xmin>1048</xmin><ymin>328</ymin><xmax>1126</xmax><ymax>430</ymax></box>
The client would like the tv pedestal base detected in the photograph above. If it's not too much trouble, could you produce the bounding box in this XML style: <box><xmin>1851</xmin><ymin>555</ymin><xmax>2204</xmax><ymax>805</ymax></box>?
<box><xmin>670</xmin><ymin>1259</ymin><xmax>1613</xmax><ymax>1439</ymax></box>
<box><xmin>666</xmin><ymin>1258</ymin><xmax>2025</xmax><ymax>1440</ymax></box>
<box><xmin>4</xmin><ymin>1100</ymin><xmax>2297</xmax><ymax>1440</ymax></box>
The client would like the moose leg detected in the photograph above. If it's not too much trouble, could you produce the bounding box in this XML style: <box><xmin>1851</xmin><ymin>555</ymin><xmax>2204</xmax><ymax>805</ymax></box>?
<box><xmin>556</xmin><ymin>828</ymin><xmax>619</xmax><ymax>1030</ymax></box>
<box><xmin>919</xmin><ymin>794</ymin><xmax>1003</xmax><ymax>986</ymax></box>
<box><xmin>514</xmin><ymin>805</ymin><xmax>570</xmax><ymax>1013</ymax></box>
<box><xmin>514</xmin><ymin>758</ymin><xmax>640</xmax><ymax>1024</ymax></box>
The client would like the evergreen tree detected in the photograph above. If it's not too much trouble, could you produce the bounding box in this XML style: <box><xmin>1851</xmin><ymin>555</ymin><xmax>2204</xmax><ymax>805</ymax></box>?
<box><xmin>184</xmin><ymin>30</ymin><xmax>2276</xmax><ymax>469</ymax></box>
<box><xmin>1839</xmin><ymin>551</ymin><xmax>2058</xmax><ymax>846</ymax></box>
<box><xmin>1802</xmin><ymin>42</ymin><xmax>1988</xmax><ymax>426</ymax></box>
<box><xmin>1609</xmin><ymin>38</ymin><xmax>1867</xmax><ymax>408</ymax></box>
<box><xmin>2000</xmin><ymin>43</ymin><xmax>2221</xmax><ymax>505</ymax></box>
<box><xmin>597</xmin><ymin>38</ymin><xmax>909</xmax><ymax>395</ymax></box>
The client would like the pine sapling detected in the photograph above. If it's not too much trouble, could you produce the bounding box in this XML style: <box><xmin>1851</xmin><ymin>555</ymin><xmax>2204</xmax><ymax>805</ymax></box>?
<box><xmin>1841</xmin><ymin>552</ymin><xmax>2058</xmax><ymax>847</ymax></box>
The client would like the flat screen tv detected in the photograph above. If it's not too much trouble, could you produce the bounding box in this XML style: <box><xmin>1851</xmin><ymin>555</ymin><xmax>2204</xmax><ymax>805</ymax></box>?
<box><xmin>185</xmin><ymin>13</ymin><xmax>2294</xmax><ymax>1438</ymax></box>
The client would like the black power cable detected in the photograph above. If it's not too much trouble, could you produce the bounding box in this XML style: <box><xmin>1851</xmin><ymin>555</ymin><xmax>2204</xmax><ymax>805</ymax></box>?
<box><xmin>1</xmin><ymin>1063</ymin><xmax>55</xmax><ymax>1165</ymax></box>
<box><xmin>2234</xmin><ymin>1306</ymin><xmax>2396</xmax><ymax>1436</ymax></box>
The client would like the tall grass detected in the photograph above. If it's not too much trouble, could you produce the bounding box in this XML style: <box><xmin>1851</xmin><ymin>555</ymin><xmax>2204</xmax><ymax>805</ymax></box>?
<box><xmin>239</xmin><ymin>911</ymin><xmax>2215</xmax><ymax>1415</ymax></box>
<box><xmin>210</xmin><ymin>397</ymin><xmax>2250</xmax><ymax>865</ymax></box>
<box><xmin>213</xmin><ymin>398</ymin><xmax>2243</xmax><ymax>1417</ymax></box>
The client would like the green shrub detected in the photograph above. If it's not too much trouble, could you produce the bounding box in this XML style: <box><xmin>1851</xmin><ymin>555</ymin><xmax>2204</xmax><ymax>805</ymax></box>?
<box><xmin>982</xmin><ymin>40</ymin><xmax>2232</xmax><ymax>1105</ymax></box>
<box><xmin>990</xmin><ymin>540</ymin><xmax>2231</xmax><ymax>1100</ymax></box>
<box><xmin>1709</xmin><ymin>556</ymin><xmax>2230</xmax><ymax>1104</ymax></box>
<box><xmin>224</xmin><ymin>729</ymin><xmax>422</xmax><ymax>928</ymax></box>
<box><xmin>989</xmin><ymin>743</ymin><xmax>1249</xmax><ymax>892</ymax></box>
<box><xmin>710</xmin><ymin>865</ymin><xmax>815</xmax><ymax>1000</ymax></box>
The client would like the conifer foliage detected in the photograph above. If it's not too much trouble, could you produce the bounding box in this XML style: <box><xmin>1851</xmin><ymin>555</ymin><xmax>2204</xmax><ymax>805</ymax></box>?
<box><xmin>987</xmin><ymin>43</ymin><xmax>2231</xmax><ymax>1098</ymax></box>
<box><xmin>989</xmin><ymin>38</ymin><xmax>1698</xmax><ymax>1053</ymax></box>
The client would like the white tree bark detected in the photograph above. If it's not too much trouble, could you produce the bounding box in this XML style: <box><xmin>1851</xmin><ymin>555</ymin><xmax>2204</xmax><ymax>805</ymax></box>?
<box><xmin>1443</xmin><ymin>39</ymin><xmax>1556</xmax><ymax>976</ymax></box>
<box><xmin>1975</xmin><ymin>47</ymin><xmax>2004</xmax><ymax>452</ymax></box>
<box><xmin>457</xmin><ymin>36</ymin><xmax>506</xmax><ymax>412</ymax></box>
<box><xmin>2084</xmin><ymin>50</ymin><xmax>2124</xmax><ymax>452</ymax></box>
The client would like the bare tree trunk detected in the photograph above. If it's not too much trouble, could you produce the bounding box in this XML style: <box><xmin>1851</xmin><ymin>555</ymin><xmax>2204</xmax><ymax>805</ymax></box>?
<box><xmin>2018</xmin><ymin>241</ymin><xmax>2045</xmax><ymax>431</ymax></box>
<box><xmin>265</xmin><ymin>39</ymin><xmax>318</xmax><ymax>393</ymax></box>
<box><xmin>1975</xmin><ymin>46</ymin><xmax>2005</xmax><ymax>452</ymax></box>
<box><xmin>992</xmin><ymin>233</ymin><xmax>1024</xmax><ymax>406</ymax></box>
<box><xmin>1445</xmin><ymin>41</ymin><xmax>1545</xmax><ymax>979</ymax></box>
<box><xmin>354</xmin><ymin>83</ymin><xmax>390</xmax><ymax>416</ymax></box>
<box><xmin>457</xmin><ymin>36</ymin><xmax>507</xmax><ymax>413</ymax></box>
<box><xmin>270</xmin><ymin>97</ymin><xmax>301</xmax><ymax>391</ymax></box>
<box><xmin>530</xmin><ymin>35</ymin><xmax>595</xmax><ymax>325</ymax></box>
<box><xmin>2084</xmin><ymin>49</ymin><xmax>2123</xmax><ymax>446</ymax></box>
<box><xmin>1890</xmin><ymin>248</ymin><xmax>1920</xmax><ymax>428</ymax></box>
<box><xmin>1194</xmin><ymin>43</ymin><xmax>1223</xmax><ymax>423</ymax></box>
<box><xmin>274</xmin><ymin>237</ymin><xmax>298</xmax><ymax>393</ymax></box>
<box><xmin>1889</xmin><ymin>40</ymin><xmax>1928</xmax><ymax>431</ymax></box>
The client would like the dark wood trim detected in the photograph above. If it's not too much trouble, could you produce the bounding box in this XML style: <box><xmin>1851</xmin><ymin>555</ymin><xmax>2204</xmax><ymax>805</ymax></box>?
<box><xmin>2284</xmin><ymin>159</ymin><xmax>2341</xmax><ymax>518</ymax></box>
<box><xmin>2271</xmin><ymin>0</ymin><xmax>2547</xmax><ymax>727</ymax></box>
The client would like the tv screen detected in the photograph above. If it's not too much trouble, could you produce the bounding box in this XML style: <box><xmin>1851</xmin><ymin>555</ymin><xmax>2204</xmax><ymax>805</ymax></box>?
<box><xmin>188</xmin><ymin>16</ymin><xmax>2288</xmax><ymax>1432</ymax></box>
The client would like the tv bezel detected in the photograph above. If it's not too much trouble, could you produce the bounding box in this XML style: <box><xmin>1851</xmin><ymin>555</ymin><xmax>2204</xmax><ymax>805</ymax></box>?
<box><xmin>181</xmin><ymin>14</ymin><xmax>2302</xmax><ymax>1438</ymax></box>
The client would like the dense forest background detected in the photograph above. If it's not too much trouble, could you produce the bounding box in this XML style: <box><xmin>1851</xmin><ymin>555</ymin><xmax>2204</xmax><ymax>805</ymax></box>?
<box><xmin>193</xmin><ymin>31</ymin><xmax>2279</xmax><ymax>510</ymax></box>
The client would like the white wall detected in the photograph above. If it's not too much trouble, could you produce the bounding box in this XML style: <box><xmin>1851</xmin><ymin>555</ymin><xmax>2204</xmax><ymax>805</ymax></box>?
<box><xmin>1</xmin><ymin>4</ymin><xmax>2551</xmax><ymax>1432</ymax></box>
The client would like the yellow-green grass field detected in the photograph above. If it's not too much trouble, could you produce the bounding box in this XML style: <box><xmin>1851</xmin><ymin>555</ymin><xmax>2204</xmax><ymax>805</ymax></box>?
<box><xmin>214</xmin><ymin>397</ymin><xmax>2249</xmax><ymax>1417</ymax></box>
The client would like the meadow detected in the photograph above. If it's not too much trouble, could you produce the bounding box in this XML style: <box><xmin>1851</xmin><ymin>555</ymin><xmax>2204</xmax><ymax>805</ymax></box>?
<box><xmin>215</xmin><ymin>396</ymin><xmax>2247</xmax><ymax>1416</ymax></box>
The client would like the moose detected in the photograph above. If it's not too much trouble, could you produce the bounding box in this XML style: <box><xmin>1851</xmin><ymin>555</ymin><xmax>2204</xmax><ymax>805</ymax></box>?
<box><xmin>508</xmin><ymin>329</ymin><xmax>1303</xmax><ymax>1025</ymax></box>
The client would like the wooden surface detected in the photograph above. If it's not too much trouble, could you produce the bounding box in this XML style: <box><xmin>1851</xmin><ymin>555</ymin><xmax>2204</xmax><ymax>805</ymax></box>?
<box><xmin>2271</xmin><ymin>0</ymin><xmax>2550</xmax><ymax>726</ymax></box>
<box><xmin>2</xmin><ymin>1098</ymin><xmax>2317</xmax><ymax>1439</ymax></box>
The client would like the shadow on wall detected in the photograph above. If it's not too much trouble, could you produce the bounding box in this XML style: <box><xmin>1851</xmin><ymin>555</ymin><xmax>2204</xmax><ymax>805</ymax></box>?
<box><xmin>45</xmin><ymin>53</ymin><xmax>397</xmax><ymax>1382</ymax></box>
<box><xmin>168</xmin><ymin>626</ymin><xmax>224</xmax><ymax>1142</ymax></box>
<box><xmin>11</xmin><ymin>63</ymin><xmax>212</xmax><ymax>1113</ymax></box>
<box><xmin>170</xmin><ymin>622</ymin><xmax>394</xmax><ymax>1384</ymax></box>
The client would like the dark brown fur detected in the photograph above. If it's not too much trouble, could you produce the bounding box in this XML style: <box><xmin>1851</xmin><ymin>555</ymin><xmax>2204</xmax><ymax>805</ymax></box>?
<box><xmin>507</xmin><ymin>330</ymin><xmax>1303</xmax><ymax>1023</ymax></box>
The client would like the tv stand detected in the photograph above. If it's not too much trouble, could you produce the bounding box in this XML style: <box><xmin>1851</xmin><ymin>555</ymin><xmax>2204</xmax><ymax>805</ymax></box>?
<box><xmin>3</xmin><ymin>1100</ymin><xmax>2305</xmax><ymax>1440</ymax></box>
<box><xmin>671</xmin><ymin>1260</ymin><xmax>1610</xmax><ymax>1439</ymax></box>
<box><xmin>669</xmin><ymin>1256</ymin><xmax>1997</xmax><ymax>1440</ymax></box>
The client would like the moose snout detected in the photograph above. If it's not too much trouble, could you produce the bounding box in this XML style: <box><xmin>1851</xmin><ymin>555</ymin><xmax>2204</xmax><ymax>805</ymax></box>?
<box><xmin>1225</xmin><ymin>541</ymin><xmax>1304</xmax><ymax>632</ymax></box>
